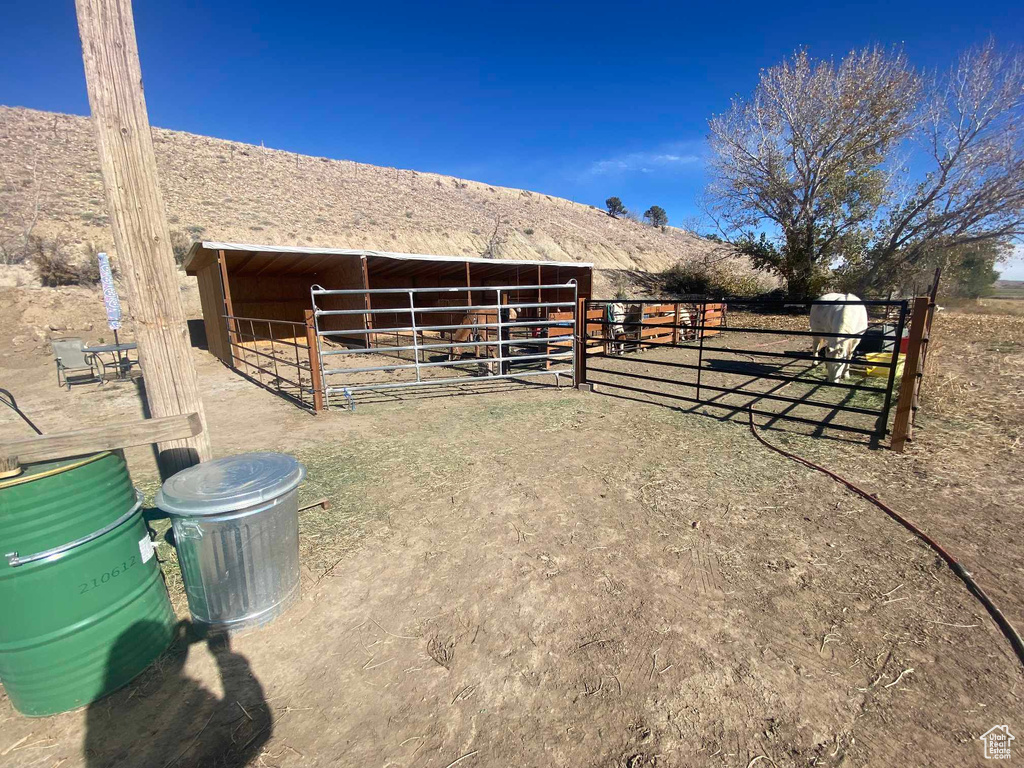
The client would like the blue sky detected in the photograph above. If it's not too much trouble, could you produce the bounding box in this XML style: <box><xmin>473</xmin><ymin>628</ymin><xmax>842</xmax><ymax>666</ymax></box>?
<box><xmin>2</xmin><ymin>0</ymin><xmax>1023</xmax><ymax>276</ymax></box>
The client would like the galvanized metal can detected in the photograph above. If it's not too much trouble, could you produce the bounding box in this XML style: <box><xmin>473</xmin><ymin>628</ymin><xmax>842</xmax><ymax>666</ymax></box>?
<box><xmin>0</xmin><ymin>452</ymin><xmax>176</xmax><ymax>717</ymax></box>
<box><xmin>155</xmin><ymin>453</ymin><xmax>306</xmax><ymax>634</ymax></box>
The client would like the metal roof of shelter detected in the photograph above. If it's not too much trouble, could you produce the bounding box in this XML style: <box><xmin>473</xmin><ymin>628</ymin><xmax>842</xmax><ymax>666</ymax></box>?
<box><xmin>183</xmin><ymin>241</ymin><xmax>594</xmax><ymax>275</ymax></box>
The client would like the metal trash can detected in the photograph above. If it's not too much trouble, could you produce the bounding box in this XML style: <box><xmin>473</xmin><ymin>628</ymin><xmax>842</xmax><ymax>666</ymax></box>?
<box><xmin>155</xmin><ymin>452</ymin><xmax>306</xmax><ymax>633</ymax></box>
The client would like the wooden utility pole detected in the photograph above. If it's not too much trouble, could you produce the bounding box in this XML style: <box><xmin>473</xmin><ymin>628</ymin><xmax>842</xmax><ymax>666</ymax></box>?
<box><xmin>76</xmin><ymin>0</ymin><xmax>211</xmax><ymax>476</ymax></box>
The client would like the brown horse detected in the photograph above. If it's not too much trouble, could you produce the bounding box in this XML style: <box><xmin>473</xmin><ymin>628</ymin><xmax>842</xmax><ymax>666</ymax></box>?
<box><xmin>449</xmin><ymin>308</ymin><xmax>519</xmax><ymax>375</ymax></box>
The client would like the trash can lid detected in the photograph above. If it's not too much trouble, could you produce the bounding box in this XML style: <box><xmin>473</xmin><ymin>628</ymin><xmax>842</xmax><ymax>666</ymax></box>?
<box><xmin>156</xmin><ymin>452</ymin><xmax>307</xmax><ymax>516</ymax></box>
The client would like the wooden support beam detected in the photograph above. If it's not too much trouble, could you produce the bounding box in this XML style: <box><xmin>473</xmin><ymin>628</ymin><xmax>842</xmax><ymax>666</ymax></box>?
<box><xmin>575</xmin><ymin>297</ymin><xmax>588</xmax><ymax>385</ymax></box>
<box><xmin>75</xmin><ymin>0</ymin><xmax>211</xmax><ymax>477</ymax></box>
<box><xmin>1</xmin><ymin>414</ymin><xmax>202</xmax><ymax>466</ymax></box>
<box><xmin>304</xmin><ymin>309</ymin><xmax>325</xmax><ymax>413</ymax></box>
<box><xmin>890</xmin><ymin>297</ymin><xmax>929</xmax><ymax>452</ymax></box>
<box><xmin>218</xmin><ymin>249</ymin><xmax>238</xmax><ymax>359</ymax></box>
<box><xmin>361</xmin><ymin>255</ymin><xmax>374</xmax><ymax>346</ymax></box>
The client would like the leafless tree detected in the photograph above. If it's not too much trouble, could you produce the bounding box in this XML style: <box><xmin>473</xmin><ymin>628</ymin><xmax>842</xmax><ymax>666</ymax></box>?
<box><xmin>480</xmin><ymin>213</ymin><xmax>506</xmax><ymax>259</ymax></box>
<box><xmin>704</xmin><ymin>41</ymin><xmax>1024</xmax><ymax>297</ymax></box>
<box><xmin>0</xmin><ymin>145</ymin><xmax>47</xmax><ymax>265</ymax></box>
<box><xmin>863</xmin><ymin>41</ymin><xmax>1024</xmax><ymax>287</ymax></box>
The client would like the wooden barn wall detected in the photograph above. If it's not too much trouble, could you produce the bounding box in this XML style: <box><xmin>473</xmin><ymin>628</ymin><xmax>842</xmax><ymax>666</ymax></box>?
<box><xmin>363</xmin><ymin>259</ymin><xmax>592</xmax><ymax>338</ymax></box>
<box><xmin>223</xmin><ymin>252</ymin><xmax>366</xmax><ymax>343</ymax></box>
<box><xmin>365</xmin><ymin>260</ymin><xmax>471</xmax><ymax>336</ymax></box>
<box><xmin>312</xmin><ymin>256</ymin><xmax>369</xmax><ymax>341</ymax></box>
<box><xmin>196</xmin><ymin>260</ymin><xmax>230</xmax><ymax>363</ymax></box>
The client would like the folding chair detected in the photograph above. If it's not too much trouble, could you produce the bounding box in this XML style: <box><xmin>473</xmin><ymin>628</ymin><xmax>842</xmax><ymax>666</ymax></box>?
<box><xmin>52</xmin><ymin>338</ymin><xmax>99</xmax><ymax>390</ymax></box>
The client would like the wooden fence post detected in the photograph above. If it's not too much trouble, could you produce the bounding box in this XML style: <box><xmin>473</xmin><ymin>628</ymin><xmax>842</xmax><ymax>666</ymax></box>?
<box><xmin>890</xmin><ymin>297</ymin><xmax>929</xmax><ymax>452</ymax></box>
<box><xmin>576</xmin><ymin>297</ymin><xmax>588</xmax><ymax>386</ymax></box>
<box><xmin>672</xmin><ymin>302</ymin><xmax>681</xmax><ymax>345</ymax></box>
<box><xmin>304</xmin><ymin>310</ymin><xmax>325</xmax><ymax>413</ymax></box>
<box><xmin>910</xmin><ymin>267</ymin><xmax>941</xmax><ymax>435</ymax></box>
<box><xmin>76</xmin><ymin>0</ymin><xmax>211</xmax><ymax>476</ymax></box>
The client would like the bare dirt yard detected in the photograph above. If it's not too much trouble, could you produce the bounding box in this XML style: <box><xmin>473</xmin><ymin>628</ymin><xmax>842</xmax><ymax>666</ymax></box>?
<box><xmin>1</xmin><ymin>289</ymin><xmax>1022</xmax><ymax>768</ymax></box>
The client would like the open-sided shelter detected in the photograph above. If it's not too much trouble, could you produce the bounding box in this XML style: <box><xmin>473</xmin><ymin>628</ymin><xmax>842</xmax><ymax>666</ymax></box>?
<box><xmin>184</xmin><ymin>242</ymin><xmax>593</xmax><ymax>410</ymax></box>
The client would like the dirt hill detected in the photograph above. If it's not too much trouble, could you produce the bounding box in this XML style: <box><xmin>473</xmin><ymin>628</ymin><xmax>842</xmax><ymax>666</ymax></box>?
<box><xmin>0</xmin><ymin>106</ymin><xmax>739</xmax><ymax>296</ymax></box>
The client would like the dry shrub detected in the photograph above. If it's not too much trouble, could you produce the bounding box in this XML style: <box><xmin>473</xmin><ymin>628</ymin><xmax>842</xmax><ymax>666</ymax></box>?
<box><xmin>30</xmin><ymin>235</ymin><xmax>100</xmax><ymax>287</ymax></box>
<box><xmin>662</xmin><ymin>259</ymin><xmax>772</xmax><ymax>298</ymax></box>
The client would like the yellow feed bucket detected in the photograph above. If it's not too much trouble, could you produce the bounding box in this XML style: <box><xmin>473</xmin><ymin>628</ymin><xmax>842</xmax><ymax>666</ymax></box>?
<box><xmin>853</xmin><ymin>352</ymin><xmax>904</xmax><ymax>378</ymax></box>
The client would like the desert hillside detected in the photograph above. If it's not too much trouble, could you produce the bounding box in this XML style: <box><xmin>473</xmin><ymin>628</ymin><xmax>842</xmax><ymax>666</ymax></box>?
<box><xmin>0</xmin><ymin>106</ymin><xmax>737</xmax><ymax>296</ymax></box>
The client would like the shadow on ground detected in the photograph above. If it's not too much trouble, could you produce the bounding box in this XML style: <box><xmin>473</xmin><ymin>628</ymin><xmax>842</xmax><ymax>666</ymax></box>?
<box><xmin>84</xmin><ymin>621</ymin><xmax>271</xmax><ymax>768</ymax></box>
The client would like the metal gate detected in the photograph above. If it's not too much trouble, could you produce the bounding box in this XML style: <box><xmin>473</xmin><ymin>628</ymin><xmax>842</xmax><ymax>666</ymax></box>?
<box><xmin>581</xmin><ymin>297</ymin><xmax>909</xmax><ymax>441</ymax></box>
<box><xmin>310</xmin><ymin>281</ymin><xmax>579</xmax><ymax>409</ymax></box>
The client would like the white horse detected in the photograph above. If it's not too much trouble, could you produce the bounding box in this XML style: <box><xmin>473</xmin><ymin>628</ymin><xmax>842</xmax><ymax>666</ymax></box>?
<box><xmin>809</xmin><ymin>293</ymin><xmax>868</xmax><ymax>382</ymax></box>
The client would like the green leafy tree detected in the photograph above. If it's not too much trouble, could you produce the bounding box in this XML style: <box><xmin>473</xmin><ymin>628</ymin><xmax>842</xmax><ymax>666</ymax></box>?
<box><xmin>881</xmin><ymin>240</ymin><xmax>1006</xmax><ymax>299</ymax></box>
<box><xmin>644</xmin><ymin>206</ymin><xmax>668</xmax><ymax>228</ymax></box>
<box><xmin>606</xmin><ymin>197</ymin><xmax>627</xmax><ymax>218</ymax></box>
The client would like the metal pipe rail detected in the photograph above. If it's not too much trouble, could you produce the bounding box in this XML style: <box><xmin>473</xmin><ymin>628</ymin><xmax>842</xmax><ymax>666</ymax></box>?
<box><xmin>229</xmin><ymin>340</ymin><xmax>309</xmax><ymax>373</ymax></box>
<box><xmin>323</xmin><ymin>351</ymin><xmax>573</xmax><ymax>376</ymax></box>
<box><xmin>315</xmin><ymin>300</ymin><xmax>575</xmax><ymax>317</ymax></box>
<box><xmin>327</xmin><ymin>367</ymin><xmax>574</xmax><ymax>395</ymax></box>
<box><xmin>587</xmin><ymin>378</ymin><xmax>877</xmax><ymax>436</ymax></box>
<box><xmin>584</xmin><ymin>334</ymin><xmax>898</xmax><ymax>370</ymax></box>
<box><xmin>589</xmin><ymin>367</ymin><xmax>882</xmax><ymax>417</ymax></box>
<box><xmin>310</xmin><ymin>280</ymin><xmax>579</xmax><ymax>409</ymax></box>
<box><xmin>311</xmin><ymin>282</ymin><xmax>577</xmax><ymax>296</ymax></box>
<box><xmin>599</xmin><ymin>297</ymin><xmax>905</xmax><ymax>307</ymax></box>
<box><xmin>222</xmin><ymin>315</ymin><xmax>307</xmax><ymax>327</ymax></box>
<box><xmin>223</xmin><ymin>316</ymin><xmax>309</xmax><ymax>352</ymax></box>
<box><xmin>227</xmin><ymin>352</ymin><xmax>306</xmax><ymax>392</ymax></box>
<box><xmin>222</xmin><ymin>313</ymin><xmax>316</xmax><ymax>411</ymax></box>
<box><xmin>321</xmin><ymin>337</ymin><xmax>551</xmax><ymax>356</ymax></box>
<box><xmin>698</xmin><ymin>345</ymin><xmax>896</xmax><ymax>369</ymax></box>
<box><xmin>585</xmin><ymin>351</ymin><xmax>888</xmax><ymax>393</ymax></box>
<box><xmin>587</xmin><ymin>317</ymin><xmax>901</xmax><ymax>342</ymax></box>
<box><xmin>584</xmin><ymin>296</ymin><xmax>908</xmax><ymax>440</ymax></box>
<box><xmin>317</xmin><ymin>319</ymin><xmax>573</xmax><ymax>337</ymax></box>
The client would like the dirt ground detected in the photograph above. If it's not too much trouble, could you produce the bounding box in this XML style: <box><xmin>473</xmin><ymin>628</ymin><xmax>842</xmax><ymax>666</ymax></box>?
<box><xmin>1</xmin><ymin>290</ymin><xmax>1022</xmax><ymax>768</ymax></box>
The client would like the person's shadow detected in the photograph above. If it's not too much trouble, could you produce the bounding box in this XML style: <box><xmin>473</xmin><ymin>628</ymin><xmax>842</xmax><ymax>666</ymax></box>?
<box><xmin>84</xmin><ymin>620</ymin><xmax>272</xmax><ymax>768</ymax></box>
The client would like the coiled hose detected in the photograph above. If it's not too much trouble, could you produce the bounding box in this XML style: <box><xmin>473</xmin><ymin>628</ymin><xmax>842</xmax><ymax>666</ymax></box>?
<box><xmin>747</xmin><ymin>408</ymin><xmax>1024</xmax><ymax>668</ymax></box>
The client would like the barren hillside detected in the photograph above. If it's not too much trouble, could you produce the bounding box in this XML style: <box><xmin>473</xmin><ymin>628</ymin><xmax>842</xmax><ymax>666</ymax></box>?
<box><xmin>0</xmin><ymin>106</ymin><xmax>738</xmax><ymax>295</ymax></box>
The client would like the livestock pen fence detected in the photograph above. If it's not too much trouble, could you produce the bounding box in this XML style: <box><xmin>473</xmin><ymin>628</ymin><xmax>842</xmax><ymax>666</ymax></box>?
<box><xmin>222</xmin><ymin>314</ymin><xmax>320</xmax><ymax>410</ymax></box>
<box><xmin>309</xmin><ymin>281</ymin><xmax>579</xmax><ymax>409</ymax></box>
<box><xmin>579</xmin><ymin>296</ymin><xmax>931</xmax><ymax>447</ymax></box>
<box><xmin>219</xmin><ymin>276</ymin><xmax>937</xmax><ymax>450</ymax></box>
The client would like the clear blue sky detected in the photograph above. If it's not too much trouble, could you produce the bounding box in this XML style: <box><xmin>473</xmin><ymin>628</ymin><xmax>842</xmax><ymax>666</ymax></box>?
<box><xmin>2</xmin><ymin>0</ymin><xmax>1023</xmax><ymax>276</ymax></box>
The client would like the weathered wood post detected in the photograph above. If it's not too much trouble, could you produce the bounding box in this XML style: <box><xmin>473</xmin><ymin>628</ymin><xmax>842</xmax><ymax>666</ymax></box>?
<box><xmin>910</xmin><ymin>267</ymin><xmax>941</xmax><ymax>436</ymax></box>
<box><xmin>890</xmin><ymin>297</ymin><xmax>929</xmax><ymax>452</ymax></box>
<box><xmin>304</xmin><ymin>310</ymin><xmax>325</xmax><ymax>413</ymax></box>
<box><xmin>576</xmin><ymin>297</ymin><xmax>588</xmax><ymax>387</ymax></box>
<box><xmin>76</xmin><ymin>0</ymin><xmax>211</xmax><ymax>476</ymax></box>
<box><xmin>218</xmin><ymin>249</ymin><xmax>239</xmax><ymax>360</ymax></box>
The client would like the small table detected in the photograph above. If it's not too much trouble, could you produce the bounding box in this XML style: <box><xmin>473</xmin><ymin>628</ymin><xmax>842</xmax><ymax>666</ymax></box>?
<box><xmin>84</xmin><ymin>342</ymin><xmax>139</xmax><ymax>381</ymax></box>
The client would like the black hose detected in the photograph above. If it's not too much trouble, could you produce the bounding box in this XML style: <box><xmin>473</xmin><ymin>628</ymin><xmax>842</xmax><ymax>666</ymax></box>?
<box><xmin>0</xmin><ymin>389</ymin><xmax>42</xmax><ymax>435</ymax></box>
<box><xmin>747</xmin><ymin>407</ymin><xmax>1024</xmax><ymax>669</ymax></box>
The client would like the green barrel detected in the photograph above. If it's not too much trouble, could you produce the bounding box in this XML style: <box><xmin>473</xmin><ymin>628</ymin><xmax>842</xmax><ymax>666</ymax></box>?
<box><xmin>0</xmin><ymin>452</ymin><xmax>176</xmax><ymax>717</ymax></box>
